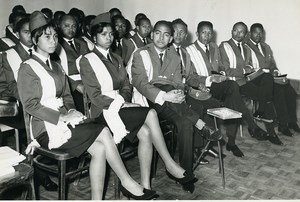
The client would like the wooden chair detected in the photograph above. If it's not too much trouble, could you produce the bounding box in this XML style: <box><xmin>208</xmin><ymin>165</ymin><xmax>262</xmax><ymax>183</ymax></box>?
<box><xmin>23</xmin><ymin>110</ymin><xmax>90</xmax><ymax>200</ymax></box>
<box><xmin>0</xmin><ymin>100</ymin><xmax>20</xmax><ymax>152</ymax></box>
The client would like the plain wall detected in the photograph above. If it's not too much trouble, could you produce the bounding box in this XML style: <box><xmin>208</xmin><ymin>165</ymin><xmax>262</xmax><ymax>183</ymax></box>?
<box><xmin>0</xmin><ymin>0</ymin><xmax>299</xmax><ymax>79</ymax></box>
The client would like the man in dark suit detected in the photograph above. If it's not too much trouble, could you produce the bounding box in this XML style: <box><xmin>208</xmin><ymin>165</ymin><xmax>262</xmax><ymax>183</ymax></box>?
<box><xmin>131</xmin><ymin>21</ymin><xmax>220</xmax><ymax>192</ymax></box>
<box><xmin>219</xmin><ymin>22</ymin><xmax>282</xmax><ymax>145</ymax></box>
<box><xmin>246</xmin><ymin>23</ymin><xmax>299</xmax><ymax>135</ymax></box>
<box><xmin>56</xmin><ymin>14</ymin><xmax>90</xmax><ymax>114</ymax></box>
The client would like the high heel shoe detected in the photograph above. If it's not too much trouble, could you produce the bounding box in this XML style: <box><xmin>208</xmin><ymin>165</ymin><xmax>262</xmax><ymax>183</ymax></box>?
<box><xmin>120</xmin><ymin>185</ymin><xmax>158</xmax><ymax>200</ymax></box>
<box><xmin>166</xmin><ymin>170</ymin><xmax>198</xmax><ymax>185</ymax></box>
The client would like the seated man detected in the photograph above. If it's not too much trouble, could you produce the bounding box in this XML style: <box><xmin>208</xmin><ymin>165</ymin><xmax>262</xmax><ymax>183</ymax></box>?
<box><xmin>55</xmin><ymin>14</ymin><xmax>90</xmax><ymax>114</ymax></box>
<box><xmin>131</xmin><ymin>20</ymin><xmax>220</xmax><ymax>188</ymax></box>
<box><xmin>219</xmin><ymin>22</ymin><xmax>282</xmax><ymax>145</ymax></box>
<box><xmin>175</xmin><ymin>19</ymin><xmax>266</xmax><ymax>157</ymax></box>
<box><xmin>246</xmin><ymin>23</ymin><xmax>299</xmax><ymax>136</ymax></box>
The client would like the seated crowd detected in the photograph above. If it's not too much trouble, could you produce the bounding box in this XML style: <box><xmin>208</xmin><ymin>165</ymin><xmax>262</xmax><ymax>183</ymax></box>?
<box><xmin>0</xmin><ymin>5</ymin><xmax>299</xmax><ymax>200</ymax></box>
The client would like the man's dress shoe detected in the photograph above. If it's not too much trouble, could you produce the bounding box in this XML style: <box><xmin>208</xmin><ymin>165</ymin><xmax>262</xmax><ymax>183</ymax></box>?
<box><xmin>226</xmin><ymin>144</ymin><xmax>244</xmax><ymax>157</ymax></box>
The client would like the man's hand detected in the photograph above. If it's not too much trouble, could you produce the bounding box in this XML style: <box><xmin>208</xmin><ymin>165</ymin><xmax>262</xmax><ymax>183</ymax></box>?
<box><xmin>163</xmin><ymin>89</ymin><xmax>185</xmax><ymax>103</ymax></box>
<box><xmin>210</xmin><ymin>75</ymin><xmax>227</xmax><ymax>83</ymax></box>
<box><xmin>244</xmin><ymin>66</ymin><xmax>253</xmax><ymax>74</ymax></box>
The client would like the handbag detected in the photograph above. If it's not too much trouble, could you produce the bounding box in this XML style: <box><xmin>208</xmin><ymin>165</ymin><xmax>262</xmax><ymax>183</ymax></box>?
<box><xmin>0</xmin><ymin>100</ymin><xmax>18</xmax><ymax>117</ymax></box>
<box><xmin>274</xmin><ymin>74</ymin><xmax>288</xmax><ymax>85</ymax></box>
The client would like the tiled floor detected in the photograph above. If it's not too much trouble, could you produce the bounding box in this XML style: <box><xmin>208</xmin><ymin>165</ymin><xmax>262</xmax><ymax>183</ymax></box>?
<box><xmin>2</xmin><ymin>96</ymin><xmax>300</xmax><ymax>200</ymax></box>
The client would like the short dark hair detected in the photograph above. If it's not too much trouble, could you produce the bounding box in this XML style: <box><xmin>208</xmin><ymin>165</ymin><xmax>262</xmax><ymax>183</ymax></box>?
<box><xmin>109</xmin><ymin>8</ymin><xmax>122</xmax><ymax>16</ymax></box>
<box><xmin>90</xmin><ymin>22</ymin><xmax>113</xmax><ymax>40</ymax></box>
<box><xmin>233</xmin><ymin>22</ymin><xmax>248</xmax><ymax>32</ymax></box>
<box><xmin>9</xmin><ymin>11</ymin><xmax>26</xmax><ymax>25</ymax></box>
<box><xmin>111</xmin><ymin>14</ymin><xmax>126</xmax><ymax>25</ymax></box>
<box><xmin>172</xmin><ymin>18</ymin><xmax>188</xmax><ymax>31</ymax></box>
<box><xmin>31</xmin><ymin>22</ymin><xmax>57</xmax><ymax>44</ymax></box>
<box><xmin>12</xmin><ymin>5</ymin><xmax>25</xmax><ymax>14</ymax></box>
<box><xmin>153</xmin><ymin>20</ymin><xmax>174</xmax><ymax>36</ymax></box>
<box><xmin>15</xmin><ymin>17</ymin><xmax>29</xmax><ymax>33</ymax></box>
<box><xmin>134</xmin><ymin>13</ymin><xmax>147</xmax><ymax>26</ymax></box>
<box><xmin>41</xmin><ymin>8</ymin><xmax>53</xmax><ymax>20</ymax></box>
<box><xmin>197</xmin><ymin>21</ymin><xmax>213</xmax><ymax>32</ymax></box>
<box><xmin>136</xmin><ymin>16</ymin><xmax>150</xmax><ymax>26</ymax></box>
<box><xmin>250</xmin><ymin>23</ymin><xmax>264</xmax><ymax>32</ymax></box>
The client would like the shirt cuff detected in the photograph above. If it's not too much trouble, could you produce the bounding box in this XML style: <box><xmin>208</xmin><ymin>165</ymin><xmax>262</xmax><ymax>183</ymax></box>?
<box><xmin>205</xmin><ymin>76</ymin><xmax>212</xmax><ymax>87</ymax></box>
<box><xmin>155</xmin><ymin>91</ymin><xmax>166</xmax><ymax>105</ymax></box>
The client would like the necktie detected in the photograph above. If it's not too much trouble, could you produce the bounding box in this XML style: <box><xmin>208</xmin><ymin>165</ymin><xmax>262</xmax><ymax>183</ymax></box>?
<box><xmin>142</xmin><ymin>38</ymin><xmax>147</xmax><ymax>46</ymax></box>
<box><xmin>107</xmin><ymin>53</ymin><xmax>112</xmax><ymax>63</ymax></box>
<box><xmin>237</xmin><ymin>42</ymin><xmax>242</xmax><ymax>53</ymax></box>
<box><xmin>45</xmin><ymin>59</ymin><xmax>50</xmax><ymax>68</ymax></box>
<box><xmin>68</xmin><ymin>40</ymin><xmax>77</xmax><ymax>52</ymax></box>
<box><xmin>205</xmin><ymin>44</ymin><xmax>210</xmax><ymax>60</ymax></box>
<box><xmin>115</xmin><ymin>39</ymin><xmax>122</xmax><ymax>57</ymax></box>
<box><xmin>159</xmin><ymin>53</ymin><xmax>163</xmax><ymax>66</ymax></box>
<box><xmin>28</xmin><ymin>49</ymin><xmax>32</xmax><ymax>57</ymax></box>
<box><xmin>255</xmin><ymin>43</ymin><xmax>259</xmax><ymax>48</ymax></box>
<box><xmin>176</xmin><ymin>47</ymin><xmax>180</xmax><ymax>56</ymax></box>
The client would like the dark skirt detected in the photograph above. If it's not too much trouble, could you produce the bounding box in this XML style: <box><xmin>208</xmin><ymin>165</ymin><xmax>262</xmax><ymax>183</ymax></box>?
<box><xmin>36</xmin><ymin>118</ymin><xmax>105</xmax><ymax>157</ymax></box>
<box><xmin>95</xmin><ymin>107</ymin><xmax>150</xmax><ymax>143</ymax></box>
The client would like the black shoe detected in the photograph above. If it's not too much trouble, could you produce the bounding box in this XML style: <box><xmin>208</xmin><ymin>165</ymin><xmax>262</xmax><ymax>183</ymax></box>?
<box><xmin>278</xmin><ymin>126</ymin><xmax>294</xmax><ymax>137</ymax></box>
<box><xmin>182</xmin><ymin>182</ymin><xmax>195</xmax><ymax>193</ymax></box>
<box><xmin>268</xmin><ymin>134</ymin><xmax>283</xmax><ymax>145</ymax></box>
<box><xmin>40</xmin><ymin>177</ymin><xmax>58</xmax><ymax>191</ymax></box>
<box><xmin>248</xmin><ymin>127</ymin><xmax>268</xmax><ymax>140</ymax></box>
<box><xmin>166</xmin><ymin>170</ymin><xmax>198</xmax><ymax>185</ymax></box>
<box><xmin>253</xmin><ymin>111</ymin><xmax>273</xmax><ymax>123</ymax></box>
<box><xmin>226</xmin><ymin>144</ymin><xmax>244</xmax><ymax>157</ymax></box>
<box><xmin>201</xmin><ymin>125</ymin><xmax>222</xmax><ymax>141</ymax></box>
<box><xmin>120</xmin><ymin>185</ymin><xmax>158</xmax><ymax>200</ymax></box>
<box><xmin>288</xmin><ymin>122</ymin><xmax>300</xmax><ymax>132</ymax></box>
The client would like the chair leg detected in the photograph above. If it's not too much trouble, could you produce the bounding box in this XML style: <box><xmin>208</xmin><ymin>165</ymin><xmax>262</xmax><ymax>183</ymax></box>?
<box><xmin>73</xmin><ymin>155</ymin><xmax>86</xmax><ymax>186</ymax></box>
<box><xmin>58</xmin><ymin>160</ymin><xmax>67</xmax><ymax>200</ymax></box>
<box><xmin>217</xmin><ymin>141</ymin><xmax>225</xmax><ymax>189</ymax></box>
<box><xmin>151</xmin><ymin>148</ymin><xmax>158</xmax><ymax>178</ymax></box>
<box><xmin>14</xmin><ymin>129</ymin><xmax>20</xmax><ymax>153</ymax></box>
<box><xmin>193</xmin><ymin>141</ymin><xmax>211</xmax><ymax>171</ymax></box>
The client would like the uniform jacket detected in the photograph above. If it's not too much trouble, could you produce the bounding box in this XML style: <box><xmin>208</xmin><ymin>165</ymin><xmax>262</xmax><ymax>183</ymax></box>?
<box><xmin>2</xmin><ymin>42</ymin><xmax>31</xmax><ymax>100</ymax></box>
<box><xmin>0</xmin><ymin>37</ymin><xmax>16</xmax><ymax>52</ymax></box>
<box><xmin>131</xmin><ymin>43</ymin><xmax>184</xmax><ymax>104</ymax></box>
<box><xmin>246</xmin><ymin>40</ymin><xmax>277</xmax><ymax>73</ymax></box>
<box><xmin>79</xmin><ymin>47</ymin><xmax>131</xmax><ymax>118</ymax></box>
<box><xmin>5</xmin><ymin>26</ymin><xmax>19</xmax><ymax>45</ymax></box>
<box><xmin>56</xmin><ymin>37</ymin><xmax>89</xmax><ymax>91</ymax></box>
<box><xmin>219</xmin><ymin>39</ymin><xmax>251</xmax><ymax>77</ymax></box>
<box><xmin>17</xmin><ymin>55</ymin><xmax>74</xmax><ymax>138</ymax></box>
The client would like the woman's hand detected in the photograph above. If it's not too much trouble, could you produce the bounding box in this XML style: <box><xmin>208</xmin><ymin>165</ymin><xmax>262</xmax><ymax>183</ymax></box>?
<box><xmin>59</xmin><ymin>110</ymin><xmax>85</xmax><ymax>124</ymax></box>
<box><xmin>121</xmin><ymin>102</ymin><xmax>141</xmax><ymax>108</ymax></box>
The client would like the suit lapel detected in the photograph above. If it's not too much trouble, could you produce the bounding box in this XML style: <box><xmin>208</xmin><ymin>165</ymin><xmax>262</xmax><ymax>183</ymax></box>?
<box><xmin>193</xmin><ymin>41</ymin><xmax>213</xmax><ymax>74</ymax></box>
<box><xmin>15</xmin><ymin>43</ymin><xmax>30</xmax><ymax>61</ymax></box>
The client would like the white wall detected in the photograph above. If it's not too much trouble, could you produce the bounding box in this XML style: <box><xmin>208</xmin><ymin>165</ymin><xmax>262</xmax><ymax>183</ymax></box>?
<box><xmin>0</xmin><ymin>0</ymin><xmax>299</xmax><ymax>79</ymax></box>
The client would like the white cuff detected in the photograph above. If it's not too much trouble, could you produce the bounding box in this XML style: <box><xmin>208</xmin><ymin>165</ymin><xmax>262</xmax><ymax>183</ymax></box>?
<box><xmin>155</xmin><ymin>91</ymin><xmax>166</xmax><ymax>106</ymax></box>
<box><xmin>205</xmin><ymin>76</ymin><xmax>212</xmax><ymax>87</ymax></box>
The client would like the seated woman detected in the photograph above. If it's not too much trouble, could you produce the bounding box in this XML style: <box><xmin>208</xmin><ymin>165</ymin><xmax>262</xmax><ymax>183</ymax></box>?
<box><xmin>17</xmin><ymin>11</ymin><xmax>157</xmax><ymax>200</ymax></box>
<box><xmin>79</xmin><ymin>13</ymin><xmax>197</xmax><ymax>193</ymax></box>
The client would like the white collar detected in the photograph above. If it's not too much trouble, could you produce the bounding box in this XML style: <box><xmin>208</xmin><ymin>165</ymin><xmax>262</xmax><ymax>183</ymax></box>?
<box><xmin>137</xmin><ymin>32</ymin><xmax>144</xmax><ymax>41</ymax></box>
<box><xmin>196</xmin><ymin>40</ymin><xmax>209</xmax><ymax>51</ymax></box>
<box><xmin>231</xmin><ymin>38</ymin><xmax>242</xmax><ymax>46</ymax></box>
<box><xmin>20</xmin><ymin>42</ymin><xmax>34</xmax><ymax>54</ymax></box>
<box><xmin>250</xmin><ymin>39</ymin><xmax>259</xmax><ymax>46</ymax></box>
<box><xmin>154</xmin><ymin>46</ymin><xmax>166</xmax><ymax>57</ymax></box>
<box><xmin>64</xmin><ymin>37</ymin><xmax>74</xmax><ymax>44</ymax></box>
<box><xmin>95</xmin><ymin>45</ymin><xmax>110</xmax><ymax>59</ymax></box>
<box><xmin>34</xmin><ymin>52</ymin><xmax>51</xmax><ymax>68</ymax></box>
<box><xmin>173</xmin><ymin>43</ymin><xmax>181</xmax><ymax>49</ymax></box>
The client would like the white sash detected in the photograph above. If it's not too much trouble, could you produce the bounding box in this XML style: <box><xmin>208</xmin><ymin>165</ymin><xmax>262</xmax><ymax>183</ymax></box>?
<box><xmin>83</xmin><ymin>52</ymin><xmax>128</xmax><ymax>144</ymax></box>
<box><xmin>5</xmin><ymin>48</ymin><xmax>22</xmax><ymax>81</ymax></box>
<box><xmin>128</xmin><ymin>50</ymin><xmax>155</xmax><ymax>107</ymax></box>
<box><xmin>56</xmin><ymin>43</ymin><xmax>69</xmax><ymax>75</ymax></box>
<box><xmin>24</xmin><ymin>59</ymin><xmax>71</xmax><ymax>149</ymax></box>
<box><xmin>186</xmin><ymin>44</ymin><xmax>209</xmax><ymax>76</ymax></box>
<box><xmin>129</xmin><ymin>38</ymin><xmax>138</xmax><ymax>50</ymax></box>
<box><xmin>1</xmin><ymin>38</ymin><xmax>15</xmax><ymax>48</ymax></box>
<box><xmin>81</xmin><ymin>36</ymin><xmax>95</xmax><ymax>51</ymax></box>
<box><xmin>245</xmin><ymin>44</ymin><xmax>259</xmax><ymax>69</ymax></box>
<box><xmin>223</xmin><ymin>42</ymin><xmax>237</xmax><ymax>69</ymax></box>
